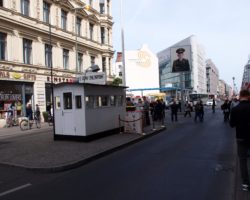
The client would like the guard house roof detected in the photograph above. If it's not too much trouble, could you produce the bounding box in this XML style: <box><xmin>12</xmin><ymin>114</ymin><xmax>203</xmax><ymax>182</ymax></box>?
<box><xmin>54</xmin><ymin>82</ymin><xmax>128</xmax><ymax>89</ymax></box>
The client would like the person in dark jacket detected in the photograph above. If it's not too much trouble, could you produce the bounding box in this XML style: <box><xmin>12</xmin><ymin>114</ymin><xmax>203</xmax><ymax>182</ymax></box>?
<box><xmin>221</xmin><ymin>99</ymin><xmax>231</xmax><ymax>122</ymax></box>
<box><xmin>230</xmin><ymin>89</ymin><xmax>250</xmax><ymax>191</ymax></box>
<box><xmin>170</xmin><ymin>100</ymin><xmax>179</xmax><ymax>122</ymax></box>
<box><xmin>26</xmin><ymin>104</ymin><xmax>33</xmax><ymax>120</ymax></box>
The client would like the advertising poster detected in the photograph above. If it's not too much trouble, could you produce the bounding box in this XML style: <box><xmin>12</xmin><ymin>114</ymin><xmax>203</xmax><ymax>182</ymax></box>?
<box><xmin>170</xmin><ymin>46</ymin><xmax>191</xmax><ymax>73</ymax></box>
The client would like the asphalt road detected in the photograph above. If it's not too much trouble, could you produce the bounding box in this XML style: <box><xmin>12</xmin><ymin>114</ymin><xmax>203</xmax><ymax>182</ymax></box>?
<box><xmin>1</xmin><ymin>108</ymin><xmax>237</xmax><ymax>200</ymax></box>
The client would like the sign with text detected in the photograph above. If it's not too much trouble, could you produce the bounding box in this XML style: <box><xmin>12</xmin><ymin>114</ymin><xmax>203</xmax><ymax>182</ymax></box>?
<box><xmin>78</xmin><ymin>72</ymin><xmax>106</xmax><ymax>85</ymax></box>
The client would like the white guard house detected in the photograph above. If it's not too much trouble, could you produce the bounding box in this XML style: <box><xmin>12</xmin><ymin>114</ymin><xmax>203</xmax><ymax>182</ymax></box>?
<box><xmin>53</xmin><ymin>83</ymin><xmax>126</xmax><ymax>141</ymax></box>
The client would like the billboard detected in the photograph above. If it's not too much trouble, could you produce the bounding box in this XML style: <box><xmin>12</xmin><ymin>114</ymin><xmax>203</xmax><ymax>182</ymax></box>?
<box><xmin>170</xmin><ymin>46</ymin><xmax>191</xmax><ymax>73</ymax></box>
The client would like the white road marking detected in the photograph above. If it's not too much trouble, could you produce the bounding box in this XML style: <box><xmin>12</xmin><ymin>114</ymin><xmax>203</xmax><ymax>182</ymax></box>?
<box><xmin>0</xmin><ymin>183</ymin><xmax>32</xmax><ymax>197</ymax></box>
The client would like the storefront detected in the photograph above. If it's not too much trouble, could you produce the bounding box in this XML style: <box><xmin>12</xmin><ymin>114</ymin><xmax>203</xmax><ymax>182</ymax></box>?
<box><xmin>0</xmin><ymin>80</ymin><xmax>34</xmax><ymax>119</ymax></box>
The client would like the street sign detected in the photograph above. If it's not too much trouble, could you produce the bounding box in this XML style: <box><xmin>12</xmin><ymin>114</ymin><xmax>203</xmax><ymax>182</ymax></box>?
<box><xmin>77</xmin><ymin>72</ymin><xmax>106</xmax><ymax>85</ymax></box>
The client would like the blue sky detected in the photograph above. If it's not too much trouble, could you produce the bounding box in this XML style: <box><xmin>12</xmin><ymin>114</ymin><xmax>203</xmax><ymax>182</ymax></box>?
<box><xmin>111</xmin><ymin>0</ymin><xmax>250</xmax><ymax>90</ymax></box>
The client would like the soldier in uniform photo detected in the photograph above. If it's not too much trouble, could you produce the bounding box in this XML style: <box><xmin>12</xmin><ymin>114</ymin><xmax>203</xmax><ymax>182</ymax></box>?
<box><xmin>172</xmin><ymin>48</ymin><xmax>190</xmax><ymax>72</ymax></box>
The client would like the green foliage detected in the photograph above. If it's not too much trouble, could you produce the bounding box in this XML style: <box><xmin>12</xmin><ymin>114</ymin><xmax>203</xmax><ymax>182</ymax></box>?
<box><xmin>111</xmin><ymin>77</ymin><xmax>122</xmax><ymax>86</ymax></box>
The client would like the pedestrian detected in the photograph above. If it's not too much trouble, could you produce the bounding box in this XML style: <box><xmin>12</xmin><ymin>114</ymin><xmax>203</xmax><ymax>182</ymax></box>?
<box><xmin>35</xmin><ymin>104</ymin><xmax>41</xmax><ymax>120</ymax></box>
<box><xmin>230</xmin><ymin>96</ymin><xmax>239</xmax><ymax>110</ymax></box>
<box><xmin>143</xmin><ymin>96</ymin><xmax>150</xmax><ymax>126</ymax></box>
<box><xmin>194</xmin><ymin>101</ymin><xmax>203</xmax><ymax>122</ymax></box>
<box><xmin>221</xmin><ymin>99</ymin><xmax>231</xmax><ymax>122</ymax></box>
<box><xmin>184</xmin><ymin>101</ymin><xmax>192</xmax><ymax>117</ymax></box>
<box><xmin>229</xmin><ymin>89</ymin><xmax>250</xmax><ymax>191</ymax></box>
<box><xmin>212</xmin><ymin>97</ymin><xmax>216</xmax><ymax>113</ymax></box>
<box><xmin>170</xmin><ymin>100</ymin><xmax>179</xmax><ymax>122</ymax></box>
<box><xmin>26</xmin><ymin>104</ymin><xmax>33</xmax><ymax>120</ymax></box>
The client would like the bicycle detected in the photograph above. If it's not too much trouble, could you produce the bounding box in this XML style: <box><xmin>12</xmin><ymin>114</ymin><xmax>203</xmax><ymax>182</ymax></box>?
<box><xmin>20</xmin><ymin>115</ymin><xmax>41</xmax><ymax>131</ymax></box>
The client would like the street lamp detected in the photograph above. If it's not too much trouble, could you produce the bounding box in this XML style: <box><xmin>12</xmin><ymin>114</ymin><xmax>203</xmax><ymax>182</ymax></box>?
<box><xmin>120</xmin><ymin>0</ymin><xmax>126</xmax><ymax>86</ymax></box>
<box><xmin>48</xmin><ymin>19</ymin><xmax>55</xmax><ymax>136</ymax></box>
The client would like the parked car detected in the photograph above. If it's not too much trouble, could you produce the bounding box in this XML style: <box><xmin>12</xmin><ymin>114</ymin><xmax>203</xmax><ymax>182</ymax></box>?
<box><xmin>206</xmin><ymin>99</ymin><xmax>217</xmax><ymax>106</ymax></box>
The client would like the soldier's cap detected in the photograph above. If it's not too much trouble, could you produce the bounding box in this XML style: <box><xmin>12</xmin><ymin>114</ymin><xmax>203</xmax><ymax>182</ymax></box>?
<box><xmin>176</xmin><ymin>48</ymin><xmax>185</xmax><ymax>54</ymax></box>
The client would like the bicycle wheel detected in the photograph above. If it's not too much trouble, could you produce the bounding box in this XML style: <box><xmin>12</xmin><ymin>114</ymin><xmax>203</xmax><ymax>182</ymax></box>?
<box><xmin>20</xmin><ymin>119</ymin><xmax>29</xmax><ymax>131</ymax></box>
<box><xmin>36</xmin><ymin>118</ymin><xmax>41</xmax><ymax>129</ymax></box>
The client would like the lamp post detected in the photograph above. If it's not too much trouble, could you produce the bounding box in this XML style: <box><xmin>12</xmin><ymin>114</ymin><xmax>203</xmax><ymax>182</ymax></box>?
<box><xmin>120</xmin><ymin>0</ymin><xmax>126</xmax><ymax>86</ymax></box>
<box><xmin>49</xmin><ymin>21</ymin><xmax>55</xmax><ymax>137</ymax></box>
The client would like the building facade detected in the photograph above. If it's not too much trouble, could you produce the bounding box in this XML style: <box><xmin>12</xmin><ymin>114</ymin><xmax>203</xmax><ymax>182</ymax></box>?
<box><xmin>157</xmin><ymin>35</ymin><xmax>207</xmax><ymax>99</ymax></box>
<box><xmin>241</xmin><ymin>56</ymin><xmax>250</xmax><ymax>91</ymax></box>
<box><xmin>0</xmin><ymin>0</ymin><xmax>114</xmax><ymax>119</ymax></box>
<box><xmin>114</xmin><ymin>44</ymin><xmax>159</xmax><ymax>97</ymax></box>
<box><xmin>206</xmin><ymin>59</ymin><xmax>219</xmax><ymax>97</ymax></box>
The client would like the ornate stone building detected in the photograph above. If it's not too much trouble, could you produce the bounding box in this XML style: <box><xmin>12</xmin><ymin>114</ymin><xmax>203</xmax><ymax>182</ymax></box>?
<box><xmin>0</xmin><ymin>0</ymin><xmax>114</xmax><ymax>118</ymax></box>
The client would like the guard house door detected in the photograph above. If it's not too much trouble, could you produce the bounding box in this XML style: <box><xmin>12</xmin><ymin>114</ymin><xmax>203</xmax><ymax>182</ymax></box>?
<box><xmin>62</xmin><ymin>92</ymin><xmax>74</xmax><ymax>135</ymax></box>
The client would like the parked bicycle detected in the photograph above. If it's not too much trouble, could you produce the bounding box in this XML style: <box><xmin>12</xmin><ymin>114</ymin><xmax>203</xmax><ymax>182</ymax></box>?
<box><xmin>20</xmin><ymin>114</ymin><xmax>41</xmax><ymax>131</ymax></box>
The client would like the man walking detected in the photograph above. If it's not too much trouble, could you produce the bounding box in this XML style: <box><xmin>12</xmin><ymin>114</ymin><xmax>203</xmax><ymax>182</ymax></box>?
<box><xmin>230</xmin><ymin>89</ymin><xmax>250</xmax><ymax>191</ymax></box>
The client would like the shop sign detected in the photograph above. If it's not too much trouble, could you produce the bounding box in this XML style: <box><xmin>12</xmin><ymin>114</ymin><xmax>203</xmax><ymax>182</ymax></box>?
<box><xmin>78</xmin><ymin>72</ymin><xmax>106</xmax><ymax>85</ymax></box>
<box><xmin>0</xmin><ymin>94</ymin><xmax>22</xmax><ymax>101</ymax></box>
<box><xmin>0</xmin><ymin>71</ymin><xmax>10</xmax><ymax>78</ymax></box>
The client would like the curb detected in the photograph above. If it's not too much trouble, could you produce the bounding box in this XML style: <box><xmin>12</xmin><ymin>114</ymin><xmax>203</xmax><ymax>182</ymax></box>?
<box><xmin>0</xmin><ymin>127</ymin><xmax>166</xmax><ymax>173</ymax></box>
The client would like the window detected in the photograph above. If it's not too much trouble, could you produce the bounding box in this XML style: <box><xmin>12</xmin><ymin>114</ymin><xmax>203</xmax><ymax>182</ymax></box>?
<box><xmin>89</xmin><ymin>23</ymin><xmax>94</xmax><ymax>40</ymax></box>
<box><xmin>117</xmin><ymin>95</ymin><xmax>123</xmax><ymax>106</ymax></box>
<box><xmin>75</xmin><ymin>95</ymin><xmax>82</xmax><ymax>109</ymax></box>
<box><xmin>102</xmin><ymin>57</ymin><xmax>106</xmax><ymax>72</ymax></box>
<box><xmin>76</xmin><ymin>17</ymin><xmax>81</xmax><ymax>36</ymax></box>
<box><xmin>0</xmin><ymin>0</ymin><xmax>3</xmax><ymax>7</ymax></box>
<box><xmin>0</xmin><ymin>32</ymin><xmax>6</xmax><ymax>60</ymax></box>
<box><xmin>61</xmin><ymin>10</ymin><xmax>67</xmax><ymax>30</ymax></box>
<box><xmin>45</xmin><ymin>44</ymin><xmax>52</xmax><ymax>67</ymax></box>
<box><xmin>63</xmin><ymin>49</ymin><xmax>69</xmax><ymax>69</ymax></box>
<box><xmin>43</xmin><ymin>1</ymin><xmax>50</xmax><ymax>23</ymax></box>
<box><xmin>101</xmin><ymin>27</ymin><xmax>105</xmax><ymax>44</ymax></box>
<box><xmin>23</xmin><ymin>38</ymin><xmax>32</xmax><ymax>64</ymax></box>
<box><xmin>89</xmin><ymin>0</ymin><xmax>93</xmax><ymax>6</ymax></box>
<box><xmin>77</xmin><ymin>53</ymin><xmax>83</xmax><ymax>72</ymax></box>
<box><xmin>85</xmin><ymin>96</ymin><xmax>94</xmax><ymax>108</ymax></box>
<box><xmin>63</xmin><ymin>93</ymin><xmax>72</xmax><ymax>110</ymax></box>
<box><xmin>21</xmin><ymin>0</ymin><xmax>29</xmax><ymax>16</ymax></box>
<box><xmin>110</xmin><ymin>96</ymin><xmax>116</xmax><ymax>106</ymax></box>
<box><xmin>100</xmin><ymin>0</ymin><xmax>105</xmax><ymax>14</ymax></box>
<box><xmin>107</xmin><ymin>28</ymin><xmax>110</xmax><ymax>45</ymax></box>
<box><xmin>55</xmin><ymin>96</ymin><xmax>61</xmax><ymax>109</ymax></box>
<box><xmin>101</xmin><ymin>96</ymin><xmax>108</xmax><ymax>106</ymax></box>
<box><xmin>107</xmin><ymin>0</ymin><xmax>110</xmax><ymax>15</ymax></box>
<box><xmin>90</xmin><ymin>56</ymin><xmax>95</xmax><ymax>66</ymax></box>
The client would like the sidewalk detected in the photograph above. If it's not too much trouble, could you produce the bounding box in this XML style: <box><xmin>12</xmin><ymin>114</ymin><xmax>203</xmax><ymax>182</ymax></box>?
<box><xmin>0</xmin><ymin>122</ymin><xmax>166</xmax><ymax>172</ymax></box>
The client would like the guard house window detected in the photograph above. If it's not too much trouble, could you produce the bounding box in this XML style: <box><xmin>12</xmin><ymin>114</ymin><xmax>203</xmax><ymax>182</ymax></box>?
<box><xmin>76</xmin><ymin>17</ymin><xmax>81</xmax><ymax>36</ymax></box>
<box><xmin>101</xmin><ymin>27</ymin><xmax>105</xmax><ymax>44</ymax></box>
<box><xmin>117</xmin><ymin>95</ymin><xmax>123</xmax><ymax>106</ymax></box>
<box><xmin>55</xmin><ymin>96</ymin><xmax>61</xmax><ymax>109</ymax></box>
<box><xmin>110</xmin><ymin>96</ymin><xmax>116</xmax><ymax>106</ymax></box>
<box><xmin>43</xmin><ymin>1</ymin><xmax>50</xmax><ymax>23</ymax></box>
<box><xmin>23</xmin><ymin>38</ymin><xmax>32</xmax><ymax>64</ymax></box>
<box><xmin>63</xmin><ymin>49</ymin><xmax>69</xmax><ymax>70</ymax></box>
<box><xmin>90</xmin><ymin>56</ymin><xmax>95</xmax><ymax>66</ymax></box>
<box><xmin>45</xmin><ymin>44</ymin><xmax>52</xmax><ymax>68</ymax></box>
<box><xmin>75</xmin><ymin>95</ymin><xmax>82</xmax><ymax>109</ymax></box>
<box><xmin>21</xmin><ymin>0</ymin><xmax>29</xmax><ymax>16</ymax></box>
<box><xmin>102</xmin><ymin>57</ymin><xmax>106</xmax><ymax>72</ymax></box>
<box><xmin>61</xmin><ymin>10</ymin><xmax>67</xmax><ymax>31</ymax></box>
<box><xmin>85</xmin><ymin>96</ymin><xmax>94</xmax><ymax>108</ymax></box>
<box><xmin>0</xmin><ymin>32</ymin><xmax>6</xmax><ymax>60</ymax></box>
<box><xmin>99</xmin><ymin>0</ymin><xmax>105</xmax><ymax>14</ymax></box>
<box><xmin>89</xmin><ymin>23</ymin><xmax>94</xmax><ymax>40</ymax></box>
<box><xmin>77</xmin><ymin>53</ymin><xmax>83</xmax><ymax>72</ymax></box>
<box><xmin>63</xmin><ymin>92</ymin><xmax>72</xmax><ymax>110</ymax></box>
